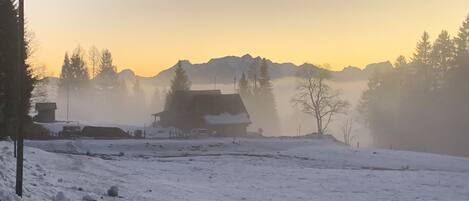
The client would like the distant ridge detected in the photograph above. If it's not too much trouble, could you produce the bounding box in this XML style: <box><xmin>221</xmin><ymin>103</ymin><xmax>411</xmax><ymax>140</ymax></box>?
<box><xmin>149</xmin><ymin>54</ymin><xmax>393</xmax><ymax>85</ymax></box>
<box><xmin>49</xmin><ymin>54</ymin><xmax>394</xmax><ymax>86</ymax></box>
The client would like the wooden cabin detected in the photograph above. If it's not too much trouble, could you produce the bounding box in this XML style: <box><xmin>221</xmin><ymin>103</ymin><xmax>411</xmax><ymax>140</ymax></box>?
<box><xmin>154</xmin><ymin>90</ymin><xmax>251</xmax><ymax>137</ymax></box>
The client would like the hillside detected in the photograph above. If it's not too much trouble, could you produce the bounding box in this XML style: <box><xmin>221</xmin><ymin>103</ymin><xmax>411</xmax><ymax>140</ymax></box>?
<box><xmin>1</xmin><ymin>138</ymin><xmax>469</xmax><ymax>200</ymax></box>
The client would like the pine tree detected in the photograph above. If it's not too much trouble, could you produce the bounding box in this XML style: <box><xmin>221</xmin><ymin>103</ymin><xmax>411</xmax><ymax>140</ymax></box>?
<box><xmin>165</xmin><ymin>61</ymin><xmax>191</xmax><ymax>108</ymax></box>
<box><xmin>0</xmin><ymin>0</ymin><xmax>19</xmax><ymax>138</ymax></box>
<box><xmin>96</xmin><ymin>49</ymin><xmax>119</xmax><ymax>93</ymax></box>
<box><xmin>411</xmin><ymin>32</ymin><xmax>434</xmax><ymax>92</ymax></box>
<box><xmin>0</xmin><ymin>0</ymin><xmax>35</xmax><ymax>138</ymax></box>
<box><xmin>257</xmin><ymin>59</ymin><xmax>280</xmax><ymax>134</ymax></box>
<box><xmin>58</xmin><ymin>53</ymin><xmax>71</xmax><ymax>95</ymax></box>
<box><xmin>238</xmin><ymin>72</ymin><xmax>250</xmax><ymax>98</ymax></box>
<box><xmin>394</xmin><ymin>55</ymin><xmax>407</xmax><ymax>68</ymax></box>
<box><xmin>70</xmin><ymin>48</ymin><xmax>89</xmax><ymax>86</ymax></box>
<box><xmin>57</xmin><ymin>48</ymin><xmax>89</xmax><ymax>121</ymax></box>
<box><xmin>258</xmin><ymin>59</ymin><xmax>272</xmax><ymax>91</ymax></box>
<box><xmin>446</xmin><ymin>15</ymin><xmax>469</xmax><ymax>97</ymax></box>
<box><xmin>431</xmin><ymin>30</ymin><xmax>455</xmax><ymax>73</ymax></box>
<box><xmin>455</xmin><ymin>15</ymin><xmax>469</xmax><ymax>58</ymax></box>
<box><xmin>169</xmin><ymin>61</ymin><xmax>191</xmax><ymax>93</ymax></box>
<box><xmin>412</xmin><ymin>32</ymin><xmax>432</xmax><ymax>65</ymax></box>
<box><xmin>247</xmin><ymin>59</ymin><xmax>261</xmax><ymax>81</ymax></box>
<box><xmin>59</xmin><ymin>47</ymin><xmax>89</xmax><ymax>95</ymax></box>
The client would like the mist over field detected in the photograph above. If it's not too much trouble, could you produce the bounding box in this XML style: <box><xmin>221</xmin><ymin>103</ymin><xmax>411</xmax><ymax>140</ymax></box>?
<box><xmin>32</xmin><ymin>39</ymin><xmax>469</xmax><ymax>158</ymax></box>
<box><xmin>43</xmin><ymin>73</ymin><xmax>369</xmax><ymax>143</ymax></box>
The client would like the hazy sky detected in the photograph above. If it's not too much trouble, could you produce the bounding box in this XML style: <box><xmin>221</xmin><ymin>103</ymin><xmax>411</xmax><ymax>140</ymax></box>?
<box><xmin>26</xmin><ymin>0</ymin><xmax>469</xmax><ymax>76</ymax></box>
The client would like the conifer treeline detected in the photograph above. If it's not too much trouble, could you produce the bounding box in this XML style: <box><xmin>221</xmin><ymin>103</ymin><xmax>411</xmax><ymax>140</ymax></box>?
<box><xmin>57</xmin><ymin>46</ymin><xmax>160</xmax><ymax>125</ymax></box>
<box><xmin>359</xmin><ymin>15</ymin><xmax>469</xmax><ymax>156</ymax></box>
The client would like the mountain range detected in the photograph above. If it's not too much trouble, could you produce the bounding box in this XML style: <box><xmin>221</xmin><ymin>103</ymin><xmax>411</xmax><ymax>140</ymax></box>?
<box><xmin>124</xmin><ymin>54</ymin><xmax>393</xmax><ymax>86</ymax></box>
<box><xmin>49</xmin><ymin>54</ymin><xmax>394</xmax><ymax>87</ymax></box>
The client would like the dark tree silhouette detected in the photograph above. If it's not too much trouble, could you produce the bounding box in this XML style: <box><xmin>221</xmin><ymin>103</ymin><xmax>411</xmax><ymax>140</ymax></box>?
<box><xmin>455</xmin><ymin>15</ymin><xmax>469</xmax><ymax>59</ymax></box>
<box><xmin>165</xmin><ymin>61</ymin><xmax>191</xmax><ymax>109</ymax></box>
<box><xmin>394</xmin><ymin>55</ymin><xmax>407</xmax><ymax>68</ymax></box>
<box><xmin>58</xmin><ymin>47</ymin><xmax>89</xmax><ymax>96</ymax></box>
<box><xmin>0</xmin><ymin>0</ymin><xmax>34</xmax><ymax>139</ymax></box>
<box><xmin>169</xmin><ymin>61</ymin><xmax>191</xmax><ymax>92</ymax></box>
<box><xmin>0</xmin><ymin>0</ymin><xmax>20</xmax><ymax>139</ymax></box>
<box><xmin>431</xmin><ymin>30</ymin><xmax>455</xmax><ymax>79</ymax></box>
<box><xmin>412</xmin><ymin>32</ymin><xmax>432</xmax><ymax>65</ymax></box>
<box><xmin>359</xmin><ymin>15</ymin><xmax>469</xmax><ymax>157</ymax></box>
<box><xmin>238</xmin><ymin>72</ymin><xmax>250</xmax><ymax>97</ymax></box>
<box><xmin>257</xmin><ymin>59</ymin><xmax>280</xmax><ymax>134</ymax></box>
<box><xmin>96</xmin><ymin>49</ymin><xmax>120</xmax><ymax>93</ymax></box>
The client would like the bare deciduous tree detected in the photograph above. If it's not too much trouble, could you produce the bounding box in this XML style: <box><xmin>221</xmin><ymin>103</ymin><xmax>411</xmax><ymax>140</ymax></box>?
<box><xmin>292</xmin><ymin>70</ymin><xmax>349</xmax><ymax>135</ymax></box>
<box><xmin>88</xmin><ymin>46</ymin><xmax>101</xmax><ymax>79</ymax></box>
<box><xmin>31</xmin><ymin>65</ymin><xmax>48</xmax><ymax>103</ymax></box>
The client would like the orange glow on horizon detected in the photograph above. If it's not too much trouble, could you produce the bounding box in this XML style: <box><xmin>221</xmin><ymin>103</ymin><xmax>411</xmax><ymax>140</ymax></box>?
<box><xmin>25</xmin><ymin>0</ymin><xmax>469</xmax><ymax>77</ymax></box>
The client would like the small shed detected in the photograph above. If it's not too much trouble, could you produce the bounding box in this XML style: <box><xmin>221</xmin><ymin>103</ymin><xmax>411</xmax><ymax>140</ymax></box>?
<box><xmin>34</xmin><ymin>102</ymin><xmax>57</xmax><ymax>123</ymax></box>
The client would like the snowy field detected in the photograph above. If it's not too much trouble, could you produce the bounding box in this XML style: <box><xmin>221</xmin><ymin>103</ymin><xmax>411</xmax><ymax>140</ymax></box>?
<box><xmin>1</xmin><ymin>137</ymin><xmax>469</xmax><ymax>201</ymax></box>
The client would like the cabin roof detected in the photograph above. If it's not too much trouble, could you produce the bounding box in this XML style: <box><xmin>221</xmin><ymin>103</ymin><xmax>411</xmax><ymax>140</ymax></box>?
<box><xmin>35</xmin><ymin>102</ymin><xmax>57</xmax><ymax>111</ymax></box>
<box><xmin>158</xmin><ymin>90</ymin><xmax>250</xmax><ymax>125</ymax></box>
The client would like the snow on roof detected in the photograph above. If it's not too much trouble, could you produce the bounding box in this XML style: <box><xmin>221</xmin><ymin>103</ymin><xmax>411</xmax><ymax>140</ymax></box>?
<box><xmin>204</xmin><ymin>112</ymin><xmax>250</xmax><ymax>125</ymax></box>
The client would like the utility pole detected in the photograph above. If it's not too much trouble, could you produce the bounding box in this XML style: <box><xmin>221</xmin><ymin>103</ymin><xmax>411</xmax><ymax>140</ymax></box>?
<box><xmin>214</xmin><ymin>75</ymin><xmax>217</xmax><ymax>89</ymax></box>
<box><xmin>233</xmin><ymin>75</ymin><xmax>237</xmax><ymax>93</ymax></box>
<box><xmin>13</xmin><ymin>137</ymin><xmax>16</xmax><ymax>157</ymax></box>
<box><xmin>298</xmin><ymin>123</ymin><xmax>302</xmax><ymax>137</ymax></box>
<box><xmin>16</xmin><ymin>0</ymin><xmax>25</xmax><ymax>197</ymax></box>
<box><xmin>66</xmin><ymin>82</ymin><xmax>70</xmax><ymax>123</ymax></box>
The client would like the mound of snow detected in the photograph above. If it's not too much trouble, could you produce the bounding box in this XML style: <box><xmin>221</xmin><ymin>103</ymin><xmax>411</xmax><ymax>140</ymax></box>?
<box><xmin>0</xmin><ymin>142</ymin><xmax>21</xmax><ymax>201</ymax></box>
<box><xmin>82</xmin><ymin>194</ymin><xmax>97</xmax><ymax>201</ymax></box>
<box><xmin>0</xmin><ymin>191</ymin><xmax>20</xmax><ymax>201</ymax></box>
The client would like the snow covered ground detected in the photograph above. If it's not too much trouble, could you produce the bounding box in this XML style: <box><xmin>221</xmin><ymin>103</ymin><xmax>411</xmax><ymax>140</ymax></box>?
<box><xmin>1</xmin><ymin>137</ymin><xmax>469</xmax><ymax>201</ymax></box>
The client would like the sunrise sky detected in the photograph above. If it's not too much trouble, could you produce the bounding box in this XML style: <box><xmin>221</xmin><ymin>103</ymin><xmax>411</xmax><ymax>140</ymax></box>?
<box><xmin>25</xmin><ymin>0</ymin><xmax>469</xmax><ymax>77</ymax></box>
